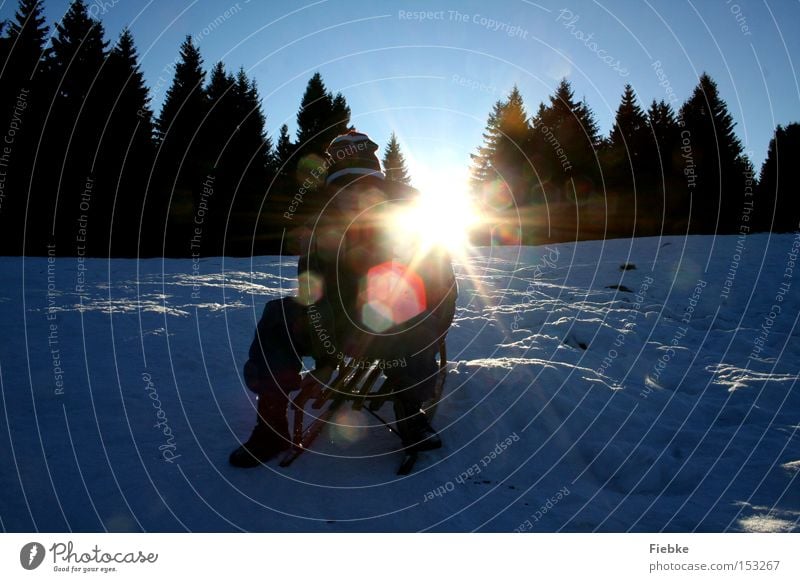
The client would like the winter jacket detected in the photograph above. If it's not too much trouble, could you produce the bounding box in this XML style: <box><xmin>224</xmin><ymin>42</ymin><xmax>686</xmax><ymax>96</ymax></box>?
<box><xmin>298</xmin><ymin>176</ymin><xmax>457</xmax><ymax>365</ymax></box>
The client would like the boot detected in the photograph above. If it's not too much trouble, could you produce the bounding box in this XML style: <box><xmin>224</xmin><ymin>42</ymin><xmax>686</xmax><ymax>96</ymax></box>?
<box><xmin>229</xmin><ymin>395</ymin><xmax>290</xmax><ymax>468</ymax></box>
<box><xmin>393</xmin><ymin>399</ymin><xmax>442</xmax><ymax>452</ymax></box>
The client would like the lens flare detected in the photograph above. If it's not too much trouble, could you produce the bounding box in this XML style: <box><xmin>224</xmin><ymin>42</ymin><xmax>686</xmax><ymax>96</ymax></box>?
<box><xmin>361</xmin><ymin>262</ymin><xmax>427</xmax><ymax>332</ymax></box>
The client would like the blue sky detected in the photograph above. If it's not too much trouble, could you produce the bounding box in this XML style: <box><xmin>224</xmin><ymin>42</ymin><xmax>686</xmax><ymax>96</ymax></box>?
<box><xmin>3</xmin><ymin>0</ymin><xmax>799</xmax><ymax>193</ymax></box>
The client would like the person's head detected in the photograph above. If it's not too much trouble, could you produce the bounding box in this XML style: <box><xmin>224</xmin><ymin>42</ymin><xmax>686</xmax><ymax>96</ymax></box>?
<box><xmin>325</xmin><ymin>130</ymin><xmax>384</xmax><ymax>186</ymax></box>
<box><xmin>325</xmin><ymin>130</ymin><xmax>386</xmax><ymax>212</ymax></box>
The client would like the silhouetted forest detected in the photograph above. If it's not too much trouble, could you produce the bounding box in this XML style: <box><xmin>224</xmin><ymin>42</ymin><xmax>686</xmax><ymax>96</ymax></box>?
<box><xmin>469</xmin><ymin>80</ymin><xmax>800</xmax><ymax>245</ymax></box>
<box><xmin>0</xmin><ymin>1</ymin><xmax>797</xmax><ymax>257</ymax></box>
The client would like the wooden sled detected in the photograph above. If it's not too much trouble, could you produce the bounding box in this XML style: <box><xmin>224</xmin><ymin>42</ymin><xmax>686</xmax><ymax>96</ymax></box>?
<box><xmin>279</xmin><ymin>339</ymin><xmax>448</xmax><ymax>475</ymax></box>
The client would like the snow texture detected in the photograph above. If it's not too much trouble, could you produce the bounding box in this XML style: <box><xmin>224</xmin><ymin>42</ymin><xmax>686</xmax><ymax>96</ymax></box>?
<box><xmin>0</xmin><ymin>234</ymin><xmax>798</xmax><ymax>532</ymax></box>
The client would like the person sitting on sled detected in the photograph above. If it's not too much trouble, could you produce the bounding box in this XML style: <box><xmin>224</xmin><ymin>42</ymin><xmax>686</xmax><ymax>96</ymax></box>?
<box><xmin>230</xmin><ymin>130</ymin><xmax>457</xmax><ymax>467</ymax></box>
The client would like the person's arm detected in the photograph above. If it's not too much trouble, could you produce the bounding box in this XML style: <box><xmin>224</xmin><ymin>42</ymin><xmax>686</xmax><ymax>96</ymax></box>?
<box><xmin>298</xmin><ymin>242</ymin><xmax>340</xmax><ymax>371</ymax></box>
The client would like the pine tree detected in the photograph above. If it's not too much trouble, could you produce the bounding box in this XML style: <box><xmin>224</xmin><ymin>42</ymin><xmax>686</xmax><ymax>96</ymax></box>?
<box><xmin>99</xmin><ymin>28</ymin><xmax>156</xmax><ymax>256</ymax></box>
<box><xmin>329</xmin><ymin>92</ymin><xmax>351</xmax><ymax>137</ymax></box>
<box><xmin>295</xmin><ymin>72</ymin><xmax>331</xmax><ymax>156</ymax></box>
<box><xmin>605</xmin><ymin>84</ymin><xmax>650</xmax><ymax>236</ymax></box>
<box><xmin>275</xmin><ymin>123</ymin><xmax>293</xmax><ymax>177</ymax></box>
<box><xmin>608</xmin><ymin>84</ymin><xmax>649</xmax><ymax>172</ymax></box>
<box><xmin>470</xmin><ymin>87</ymin><xmax>530</xmax><ymax>202</ymax></box>
<box><xmin>3</xmin><ymin>0</ymin><xmax>49</xmax><ymax>81</ymax></box>
<box><xmin>679</xmin><ymin>73</ymin><xmax>751</xmax><ymax>234</ymax></box>
<box><xmin>469</xmin><ymin>99</ymin><xmax>504</xmax><ymax>190</ymax></box>
<box><xmin>0</xmin><ymin>0</ymin><xmax>51</xmax><ymax>254</ymax></box>
<box><xmin>756</xmin><ymin>123</ymin><xmax>800</xmax><ymax>233</ymax></box>
<box><xmin>153</xmin><ymin>35</ymin><xmax>208</xmax><ymax>255</ymax></box>
<box><xmin>293</xmin><ymin>72</ymin><xmax>352</xmax><ymax>210</ymax></box>
<box><xmin>529</xmin><ymin>80</ymin><xmax>602</xmax><ymax>204</ymax></box>
<box><xmin>382</xmin><ymin>132</ymin><xmax>411</xmax><ymax>185</ymax></box>
<box><xmin>295</xmin><ymin>72</ymin><xmax>351</xmax><ymax>166</ymax></box>
<box><xmin>229</xmin><ymin>68</ymin><xmax>272</xmax><ymax>254</ymax></box>
<box><xmin>645</xmin><ymin>99</ymin><xmax>682</xmax><ymax>234</ymax></box>
<box><xmin>46</xmin><ymin>0</ymin><xmax>110</xmax><ymax>254</ymax></box>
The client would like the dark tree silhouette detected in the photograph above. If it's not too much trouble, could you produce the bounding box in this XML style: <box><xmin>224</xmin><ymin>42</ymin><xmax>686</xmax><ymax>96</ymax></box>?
<box><xmin>605</xmin><ymin>84</ymin><xmax>650</xmax><ymax>236</ymax></box>
<box><xmin>645</xmin><ymin>99</ymin><xmax>682</xmax><ymax>234</ymax></box>
<box><xmin>382</xmin><ymin>132</ymin><xmax>412</xmax><ymax>185</ymax></box>
<box><xmin>756</xmin><ymin>123</ymin><xmax>800</xmax><ymax>233</ymax></box>
<box><xmin>470</xmin><ymin>86</ymin><xmax>530</xmax><ymax>202</ymax></box>
<box><xmin>226</xmin><ymin>68</ymin><xmax>273</xmax><ymax>255</ymax></box>
<box><xmin>529</xmin><ymin>80</ymin><xmax>602</xmax><ymax>205</ymax></box>
<box><xmin>98</xmin><ymin>29</ymin><xmax>156</xmax><ymax>257</ymax></box>
<box><xmin>274</xmin><ymin>123</ymin><xmax>293</xmax><ymax>179</ymax></box>
<box><xmin>46</xmin><ymin>0</ymin><xmax>110</xmax><ymax>255</ymax></box>
<box><xmin>528</xmin><ymin>80</ymin><xmax>603</xmax><ymax>241</ymax></box>
<box><xmin>679</xmin><ymin>73</ymin><xmax>753</xmax><ymax>234</ymax></box>
<box><xmin>0</xmin><ymin>0</ymin><xmax>51</xmax><ymax>254</ymax></box>
<box><xmin>154</xmin><ymin>35</ymin><xmax>208</xmax><ymax>255</ymax></box>
<box><xmin>294</xmin><ymin>72</ymin><xmax>351</xmax><ymax>175</ymax></box>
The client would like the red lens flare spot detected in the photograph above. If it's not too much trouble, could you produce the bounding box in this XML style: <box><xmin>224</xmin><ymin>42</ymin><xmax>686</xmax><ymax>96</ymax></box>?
<box><xmin>361</xmin><ymin>261</ymin><xmax>427</xmax><ymax>332</ymax></box>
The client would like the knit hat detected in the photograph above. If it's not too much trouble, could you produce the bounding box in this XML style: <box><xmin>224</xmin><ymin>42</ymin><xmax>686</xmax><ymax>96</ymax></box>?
<box><xmin>325</xmin><ymin>130</ymin><xmax>385</xmax><ymax>185</ymax></box>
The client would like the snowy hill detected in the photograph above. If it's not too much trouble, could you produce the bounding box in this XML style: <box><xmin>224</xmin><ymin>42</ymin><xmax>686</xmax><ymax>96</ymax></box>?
<box><xmin>1</xmin><ymin>233</ymin><xmax>798</xmax><ymax>532</ymax></box>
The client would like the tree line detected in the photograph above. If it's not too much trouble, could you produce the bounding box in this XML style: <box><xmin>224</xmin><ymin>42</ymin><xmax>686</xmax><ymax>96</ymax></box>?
<box><xmin>469</xmin><ymin>79</ymin><xmax>800</xmax><ymax>244</ymax></box>
<box><xmin>0</xmin><ymin>0</ymin><xmax>412</xmax><ymax>257</ymax></box>
<box><xmin>2</xmin><ymin>1</ymin><xmax>797</xmax><ymax>258</ymax></box>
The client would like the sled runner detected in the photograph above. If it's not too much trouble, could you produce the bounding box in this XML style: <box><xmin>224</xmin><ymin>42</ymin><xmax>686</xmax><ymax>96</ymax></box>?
<box><xmin>279</xmin><ymin>339</ymin><xmax>448</xmax><ymax>475</ymax></box>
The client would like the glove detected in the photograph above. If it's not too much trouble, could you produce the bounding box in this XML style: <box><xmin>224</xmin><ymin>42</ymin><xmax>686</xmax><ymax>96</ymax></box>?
<box><xmin>299</xmin><ymin>364</ymin><xmax>336</xmax><ymax>393</ymax></box>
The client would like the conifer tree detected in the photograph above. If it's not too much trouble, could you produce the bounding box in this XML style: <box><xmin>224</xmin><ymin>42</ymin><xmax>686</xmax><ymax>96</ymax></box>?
<box><xmin>608</xmin><ymin>84</ymin><xmax>649</xmax><ymax>173</ymax></box>
<box><xmin>382</xmin><ymin>132</ymin><xmax>411</xmax><ymax>185</ymax></box>
<box><xmin>756</xmin><ymin>123</ymin><xmax>800</xmax><ymax>233</ymax></box>
<box><xmin>229</xmin><ymin>68</ymin><xmax>272</xmax><ymax>253</ymax></box>
<box><xmin>100</xmin><ymin>29</ymin><xmax>156</xmax><ymax>256</ymax></box>
<box><xmin>295</xmin><ymin>72</ymin><xmax>351</xmax><ymax>166</ymax></box>
<box><xmin>529</xmin><ymin>79</ymin><xmax>602</xmax><ymax>204</ymax></box>
<box><xmin>293</xmin><ymin>72</ymin><xmax>351</xmax><ymax>209</ymax></box>
<box><xmin>3</xmin><ymin>0</ymin><xmax>49</xmax><ymax>81</ymax></box>
<box><xmin>605</xmin><ymin>84</ymin><xmax>650</xmax><ymax>236</ymax></box>
<box><xmin>275</xmin><ymin>123</ymin><xmax>293</xmax><ymax>177</ymax></box>
<box><xmin>47</xmin><ymin>0</ymin><xmax>110</xmax><ymax>254</ymax></box>
<box><xmin>469</xmin><ymin>99</ymin><xmax>504</xmax><ymax>190</ymax></box>
<box><xmin>470</xmin><ymin>86</ymin><xmax>530</xmax><ymax>203</ymax></box>
<box><xmin>679</xmin><ymin>73</ymin><xmax>752</xmax><ymax>234</ymax></box>
<box><xmin>646</xmin><ymin>99</ymin><xmax>682</xmax><ymax>234</ymax></box>
<box><xmin>0</xmin><ymin>0</ymin><xmax>51</xmax><ymax>254</ymax></box>
<box><xmin>154</xmin><ymin>35</ymin><xmax>208</xmax><ymax>254</ymax></box>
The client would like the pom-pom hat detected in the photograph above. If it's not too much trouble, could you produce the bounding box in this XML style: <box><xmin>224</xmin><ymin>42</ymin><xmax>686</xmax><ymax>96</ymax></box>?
<box><xmin>325</xmin><ymin>130</ymin><xmax>385</xmax><ymax>185</ymax></box>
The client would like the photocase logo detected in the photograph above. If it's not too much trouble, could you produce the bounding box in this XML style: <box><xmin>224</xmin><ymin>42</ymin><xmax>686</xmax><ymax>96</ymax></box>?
<box><xmin>20</xmin><ymin>542</ymin><xmax>46</xmax><ymax>570</ymax></box>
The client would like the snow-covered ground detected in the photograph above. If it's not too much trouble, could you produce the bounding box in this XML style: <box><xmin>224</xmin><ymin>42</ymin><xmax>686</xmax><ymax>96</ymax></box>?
<box><xmin>1</xmin><ymin>233</ymin><xmax>798</xmax><ymax>532</ymax></box>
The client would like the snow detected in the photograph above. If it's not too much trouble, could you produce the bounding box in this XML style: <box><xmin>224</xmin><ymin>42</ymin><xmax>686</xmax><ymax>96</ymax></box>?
<box><xmin>0</xmin><ymin>233</ymin><xmax>798</xmax><ymax>532</ymax></box>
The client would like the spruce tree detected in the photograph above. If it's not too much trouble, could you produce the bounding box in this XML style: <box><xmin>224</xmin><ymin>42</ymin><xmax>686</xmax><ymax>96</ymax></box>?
<box><xmin>382</xmin><ymin>132</ymin><xmax>411</xmax><ymax>185</ymax></box>
<box><xmin>470</xmin><ymin>86</ymin><xmax>530</xmax><ymax>203</ymax></box>
<box><xmin>0</xmin><ymin>0</ymin><xmax>51</xmax><ymax>254</ymax></box>
<box><xmin>527</xmin><ymin>79</ymin><xmax>603</xmax><ymax>241</ymax></box>
<box><xmin>295</xmin><ymin>72</ymin><xmax>332</xmax><ymax>157</ymax></box>
<box><xmin>100</xmin><ymin>29</ymin><xmax>156</xmax><ymax>256</ymax></box>
<box><xmin>530</xmin><ymin>80</ymin><xmax>602</xmax><ymax>204</ymax></box>
<box><xmin>606</xmin><ymin>84</ymin><xmax>650</xmax><ymax>236</ymax></box>
<box><xmin>679</xmin><ymin>73</ymin><xmax>751</xmax><ymax>234</ymax></box>
<box><xmin>469</xmin><ymin>99</ymin><xmax>504</xmax><ymax>190</ymax></box>
<box><xmin>3</xmin><ymin>0</ymin><xmax>49</xmax><ymax>81</ymax></box>
<box><xmin>645</xmin><ymin>99</ymin><xmax>681</xmax><ymax>234</ymax></box>
<box><xmin>229</xmin><ymin>68</ymin><xmax>272</xmax><ymax>254</ymax></box>
<box><xmin>608</xmin><ymin>84</ymin><xmax>649</xmax><ymax>174</ymax></box>
<box><xmin>295</xmin><ymin>72</ymin><xmax>351</xmax><ymax>166</ymax></box>
<box><xmin>47</xmin><ymin>0</ymin><xmax>110</xmax><ymax>254</ymax></box>
<box><xmin>275</xmin><ymin>123</ymin><xmax>293</xmax><ymax>177</ymax></box>
<box><xmin>154</xmin><ymin>35</ymin><xmax>208</xmax><ymax>255</ymax></box>
<box><xmin>756</xmin><ymin>123</ymin><xmax>800</xmax><ymax>233</ymax></box>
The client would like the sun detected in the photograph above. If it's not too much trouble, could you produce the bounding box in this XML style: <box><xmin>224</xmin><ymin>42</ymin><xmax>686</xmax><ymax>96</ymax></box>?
<box><xmin>390</xmin><ymin>166</ymin><xmax>481</xmax><ymax>255</ymax></box>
